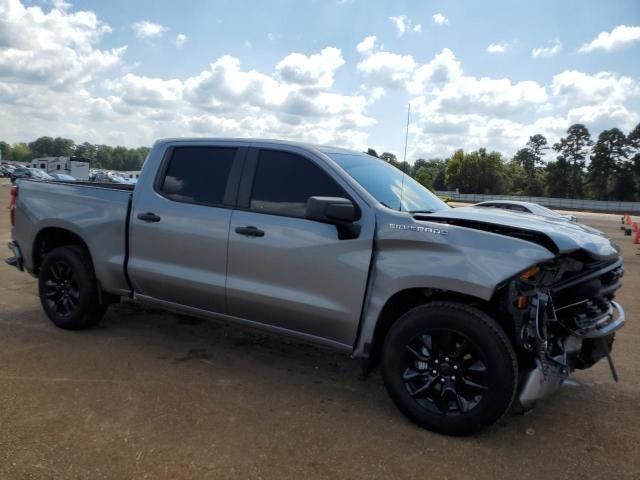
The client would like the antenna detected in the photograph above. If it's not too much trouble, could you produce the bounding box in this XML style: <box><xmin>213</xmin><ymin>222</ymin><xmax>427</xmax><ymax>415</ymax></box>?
<box><xmin>399</xmin><ymin>103</ymin><xmax>410</xmax><ymax>211</ymax></box>
<box><xmin>403</xmin><ymin>103</ymin><xmax>410</xmax><ymax>163</ymax></box>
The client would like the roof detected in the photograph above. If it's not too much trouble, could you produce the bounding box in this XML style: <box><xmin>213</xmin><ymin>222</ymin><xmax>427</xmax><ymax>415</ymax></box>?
<box><xmin>155</xmin><ymin>137</ymin><xmax>367</xmax><ymax>156</ymax></box>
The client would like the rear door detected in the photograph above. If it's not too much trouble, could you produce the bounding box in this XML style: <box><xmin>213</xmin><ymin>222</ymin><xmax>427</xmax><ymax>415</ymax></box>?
<box><xmin>226</xmin><ymin>147</ymin><xmax>375</xmax><ymax>347</ymax></box>
<box><xmin>128</xmin><ymin>145</ymin><xmax>244</xmax><ymax>313</ymax></box>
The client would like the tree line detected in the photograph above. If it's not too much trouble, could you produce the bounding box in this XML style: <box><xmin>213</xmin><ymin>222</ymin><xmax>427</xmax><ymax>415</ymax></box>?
<box><xmin>2</xmin><ymin>122</ymin><xmax>640</xmax><ymax>200</ymax></box>
<box><xmin>376</xmin><ymin>122</ymin><xmax>640</xmax><ymax>201</ymax></box>
<box><xmin>0</xmin><ymin>137</ymin><xmax>150</xmax><ymax>172</ymax></box>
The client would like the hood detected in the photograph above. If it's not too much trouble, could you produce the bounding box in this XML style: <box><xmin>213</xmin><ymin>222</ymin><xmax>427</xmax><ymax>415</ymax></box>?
<box><xmin>424</xmin><ymin>206</ymin><xmax>619</xmax><ymax>260</ymax></box>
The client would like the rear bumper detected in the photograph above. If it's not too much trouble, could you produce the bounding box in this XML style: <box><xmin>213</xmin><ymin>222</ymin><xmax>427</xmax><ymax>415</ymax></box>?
<box><xmin>5</xmin><ymin>241</ymin><xmax>23</xmax><ymax>271</ymax></box>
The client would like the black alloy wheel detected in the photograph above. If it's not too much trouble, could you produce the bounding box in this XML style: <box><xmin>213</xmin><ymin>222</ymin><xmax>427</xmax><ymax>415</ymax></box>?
<box><xmin>402</xmin><ymin>329</ymin><xmax>488</xmax><ymax>416</ymax></box>
<box><xmin>38</xmin><ymin>246</ymin><xmax>107</xmax><ymax>330</ymax></box>
<box><xmin>43</xmin><ymin>259</ymin><xmax>81</xmax><ymax>317</ymax></box>
<box><xmin>381</xmin><ymin>302</ymin><xmax>518</xmax><ymax>436</ymax></box>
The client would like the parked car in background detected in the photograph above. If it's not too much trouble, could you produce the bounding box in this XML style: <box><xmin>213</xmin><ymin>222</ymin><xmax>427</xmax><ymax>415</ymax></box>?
<box><xmin>28</xmin><ymin>168</ymin><xmax>55</xmax><ymax>180</ymax></box>
<box><xmin>89</xmin><ymin>171</ymin><xmax>132</xmax><ymax>184</ymax></box>
<box><xmin>49</xmin><ymin>173</ymin><xmax>76</xmax><ymax>181</ymax></box>
<box><xmin>0</xmin><ymin>165</ymin><xmax>15</xmax><ymax>177</ymax></box>
<box><xmin>474</xmin><ymin>200</ymin><xmax>577</xmax><ymax>222</ymax></box>
<box><xmin>10</xmin><ymin>167</ymin><xmax>54</xmax><ymax>184</ymax></box>
<box><xmin>6</xmin><ymin>138</ymin><xmax>625</xmax><ymax>436</ymax></box>
<box><xmin>10</xmin><ymin>167</ymin><xmax>31</xmax><ymax>183</ymax></box>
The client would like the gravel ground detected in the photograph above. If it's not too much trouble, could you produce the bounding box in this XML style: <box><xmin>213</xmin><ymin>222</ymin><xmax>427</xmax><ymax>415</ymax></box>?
<box><xmin>1</xmin><ymin>178</ymin><xmax>639</xmax><ymax>479</ymax></box>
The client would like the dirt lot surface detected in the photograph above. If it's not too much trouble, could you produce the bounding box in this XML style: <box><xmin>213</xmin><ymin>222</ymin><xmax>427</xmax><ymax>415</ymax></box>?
<box><xmin>1</xmin><ymin>178</ymin><xmax>639</xmax><ymax>479</ymax></box>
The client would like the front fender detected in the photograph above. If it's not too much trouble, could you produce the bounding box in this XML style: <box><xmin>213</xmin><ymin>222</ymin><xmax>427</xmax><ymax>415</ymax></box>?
<box><xmin>352</xmin><ymin>215</ymin><xmax>555</xmax><ymax>357</ymax></box>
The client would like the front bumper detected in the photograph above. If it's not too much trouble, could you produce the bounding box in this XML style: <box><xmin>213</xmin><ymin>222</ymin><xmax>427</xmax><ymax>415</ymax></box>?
<box><xmin>583</xmin><ymin>301</ymin><xmax>625</xmax><ymax>338</ymax></box>
<box><xmin>5</xmin><ymin>241</ymin><xmax>23</xmax><ymax>271</ymax></box>
<box><xmin>518</xmin><ymin>301</ymin><xmax>625</xmax><ymax>408</ymax></box>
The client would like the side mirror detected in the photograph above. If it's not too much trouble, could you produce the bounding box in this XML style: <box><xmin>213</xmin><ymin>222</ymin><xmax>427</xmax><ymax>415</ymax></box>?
<box><xmin>306</xmin><ymin>196</ymin><xmax>358</xmax><ymax>223</ymax></box>
<box><xmin>306</xmin><ymin>196</ymin><xmax>361</xmax><ymax>239</ymax></box>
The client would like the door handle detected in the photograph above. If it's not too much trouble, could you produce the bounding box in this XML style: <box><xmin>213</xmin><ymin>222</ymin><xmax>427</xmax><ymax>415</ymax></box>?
<box><xmin>235</xmin><ymin>226</ymin><xmax>265</xmax><ymax>237</ymax></box>
<box><xmin>137</xmin><ymin>212</ymin><xmax>161</xmax><ymax>223</ymax></box>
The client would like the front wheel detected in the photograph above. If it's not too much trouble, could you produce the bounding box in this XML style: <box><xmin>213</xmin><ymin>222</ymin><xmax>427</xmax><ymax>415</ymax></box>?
<box><xmin>381</xmin><ymin>302</ymin><xmax>518</xmax><ymax>436</ymax></box>
<box><xmin>38</xmin><ymin>246</ymin><xmax>107</xmax><ymax>330</ymax></box>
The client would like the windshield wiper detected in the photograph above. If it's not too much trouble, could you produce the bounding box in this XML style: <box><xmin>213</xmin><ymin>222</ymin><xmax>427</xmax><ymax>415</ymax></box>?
<box><xmin>408</xmin><ymin>209</ymin><xmax>434</xmax><ymax>214</ymax></box>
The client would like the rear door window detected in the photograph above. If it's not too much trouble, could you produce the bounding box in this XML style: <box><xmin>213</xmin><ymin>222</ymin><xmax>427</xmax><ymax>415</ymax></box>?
<box><xmin>160</xmin><ymin>147</ymin><xmax>236</xmax><ymax>206</ymax></box>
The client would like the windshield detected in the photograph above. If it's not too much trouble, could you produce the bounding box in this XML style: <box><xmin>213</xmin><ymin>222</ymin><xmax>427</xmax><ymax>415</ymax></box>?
<box><xmin>327</xmin><ymin>153</ymin><xmax>449</xmax><ymax>213</ymax></box>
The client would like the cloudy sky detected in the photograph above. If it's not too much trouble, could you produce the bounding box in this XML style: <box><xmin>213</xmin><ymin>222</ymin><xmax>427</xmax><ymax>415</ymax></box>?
<box><xmin>1</xmin><ymin>0</ymin><xmax>639</xmax><ymax>161</ymax></box>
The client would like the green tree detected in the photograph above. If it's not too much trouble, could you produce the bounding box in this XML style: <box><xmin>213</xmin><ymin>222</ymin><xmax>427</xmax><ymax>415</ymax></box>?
<box><xmin>11</xmin><ymin>143</ymin><xmax>31</xmax><ymax>163</ymax></box>
<box><xmin>545</xmin><ymin>158</ymin><xmax>571</xmax><ymax>198</ymax></box>
<box><xmin>528</xmin><ymin>134</ymin><xmax>549</xmax><ymax>167</ymax></box>
<box><xmin>506</xmin><ymin>159</ymin><xmax>528</xmax><ymax>195</ymax></box>
<box><xmin>627</xmin><ymin>122</ymin><xmax>640</xmax><ymax>198</ymax></box>
<box><xmin>512</xmin><ymin>148</ymin><xmax>536</xmax><ymax>175</ymax></box>
<box><xmin>28</xmin><ymin>136</ymin><xmax>55</xmax><ymax>158</ymax></box>
<box><xmin>380</xmin><ymin>152</ymin><xmax>398</xmax><ymax>167</ymax></box>
<box><xmin>588</xmin><ymin>128</ymin><xmax>627</xmax><ymax>200</ymax></box>
<box><xmin>74</xmin><ymin>142</ymin><xmax>97</xmax><ymax>161</ymax></box>
<box><xmin>0</xmin><ymin>141</ymin><xmax>11</xmax><ymax>161</ymax></box>
<box><xmin>397</xmin><ymin>160</ymin><xmax>411</xmax><ymax>175</ymax></box>
<box><xmin>412</xmin><ymin>159</ymin><xmax>446</xmax><ymax>190</ymax></box>
<box><xmin>52</xmin><ymin>137</ymin><xmax>75</xmax><ymax>157</ymax></box>
<box><xmin>445</xmin><ymin>149</ymin><xmax>509</xmax><ymax>194</ymax></box>
<box><xmin>553</xmin><ymin>124</ymin><xmax>593</xmax><ymax>197</ymax></box>
<box><xmin>611</xmin><ymin>162</ymin><xmax>635</xmax><ymax>201</ymax></box>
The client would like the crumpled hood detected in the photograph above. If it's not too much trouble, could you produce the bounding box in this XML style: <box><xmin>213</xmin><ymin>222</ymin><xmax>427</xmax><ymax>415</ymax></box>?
<box><xmin>426</xmin><ymin>206</ymin><xmax>619</xmax><ymax>260</ymax></box>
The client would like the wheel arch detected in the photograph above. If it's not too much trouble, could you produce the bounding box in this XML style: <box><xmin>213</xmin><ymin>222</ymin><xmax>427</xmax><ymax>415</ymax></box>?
<box><xmin>362</xmin><ymin>287</ymin><xmax>511</xmax><ymax>371</ymax></box>
<box><xmin>32</xmin><ymin>227</ymin><xmax>93</xmax><ymax>275</ymax></box>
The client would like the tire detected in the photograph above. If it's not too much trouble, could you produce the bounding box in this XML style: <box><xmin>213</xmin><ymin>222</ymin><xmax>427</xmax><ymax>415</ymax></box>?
<box><xmin>381</xmin><ymin>302</ymin><xmax>518</xmax><ymax>436</ymax></box>
<box><xmin>38</xmin><ymin>246</ymin><xmax>107</xmax><ymax>330</ymax></box>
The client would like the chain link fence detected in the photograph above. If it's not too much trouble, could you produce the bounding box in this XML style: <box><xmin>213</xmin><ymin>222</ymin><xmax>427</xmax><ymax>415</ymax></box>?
<box><xmin>435</xmin><ymin>191</ymin><xmax>640</xmax><ymax>214</ymax></box>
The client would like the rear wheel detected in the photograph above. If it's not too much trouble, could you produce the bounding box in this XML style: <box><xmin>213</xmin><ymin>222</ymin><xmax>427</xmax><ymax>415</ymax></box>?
<box><xmin>381</xmin><ymin>302</ymin><xmax>518</xmax><ymax>436</ymax></box>
<box><xmin>38</xmin><ymin>246</ymin><xmax>107</xmax><ymax>330</ymax></box>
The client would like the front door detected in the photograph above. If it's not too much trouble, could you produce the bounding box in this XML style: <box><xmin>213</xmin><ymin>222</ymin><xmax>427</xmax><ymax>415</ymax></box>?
<box><xmin>226</xmin><ymin>148</ymin><xmax>374</xmax><ymax>347</ymax></box>
<box><xmin>128</xmin><ymin>145</ymin><xmax>243</xmax><ymax>313</ymax></box>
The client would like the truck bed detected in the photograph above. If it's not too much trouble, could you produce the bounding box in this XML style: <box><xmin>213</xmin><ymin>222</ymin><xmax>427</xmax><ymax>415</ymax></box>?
<box><xmin>12</xmin><ymin>179</ymin><xmax>133</xmax><ymax>296</ymax></box>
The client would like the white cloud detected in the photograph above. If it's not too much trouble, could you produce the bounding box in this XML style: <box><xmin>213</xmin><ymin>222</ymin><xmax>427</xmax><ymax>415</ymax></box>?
<box><xmin>389</xmin><ymin>15</ymin><xmax>422</xmax><ymax>36</ymax></box>
<box><xmin>104</xmin><ymin>74</ymin><xmax>183</xmax><ymax>107</ymax></box>
<box><xmin>567</xmin><ymin>103</ymin><xmax>638</xmax><ymax>131</ymax></box>
<box><xmin>389</xmin><ymin>15</ymin><xmax>408</xmax><ymax>36</ymax></box>
<box><xmin>551</xmin><ymin>70</ymin><xmax>640</xmax><ymax>107</ymax></box>
<box><xmin>175</xmin><ymin>33</ymin><xmax>188</xmax><ymax>48</ymax></box>
<box><xmin>579</xmin><ymin>25</ymin><xmax>640</xmax><ymax>53</ymax></box>
<box><xmin>2</xmin><ymin>0</ymin><xmax>639</xmax><ymax>163</ymax></box>
<box><xmin>132</xmin><ymin>20</ymin><xmax>168</xmax><ymax>39</ymax></box>
<box><xmin>356</xmin><ymin>35</ymin><xmax>376</xmax><ymax>55</ymax></box>
<box><xmin>487</xmin><ymin>42</ymin><xmax>508</xmax><ymax>54</ymax></box>
<box><xmin>531</xmin><ymin>40</ymin><xmax>562</xmax><ymax>58</ymax></box>
<box><xmin>1</xmin><ymin>0</ymin><xmax>374</xmax><ymax>150</ymax></box>
<box><xmin>432</xmin><ymin>13</ymin><xmax>448</xmax><ymax>25</ymax></box>
<box><xmin>275</xmin><ymin>47</ymin><xmax>344</xmax><ymax>88</ymax></box>
<box><xmin>0</xmin><ymin>0</ymin><xmax>125</xmax><ymax>89</ymax></box>
<box><xmin>408</xmin><ymin>48</ymin><xmax>462</xmax><ymax>94</ymax></box>
<box><xmin>357</xmin><ymin>51</ymin><xmax>416</xmax><ymax>88</ymax></box>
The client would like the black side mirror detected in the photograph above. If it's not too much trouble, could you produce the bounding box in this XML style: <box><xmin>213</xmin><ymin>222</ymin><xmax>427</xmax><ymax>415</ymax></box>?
<box><xmin>306</xmin><ymin>196</ymin><xmax>361</xmax><ymax>239</ymax></box>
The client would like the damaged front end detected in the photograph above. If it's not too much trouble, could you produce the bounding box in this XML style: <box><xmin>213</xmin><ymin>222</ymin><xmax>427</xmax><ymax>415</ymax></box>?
<box><xmin>503</xmin><ymin>253</ymin><xmax>625</xmax><ymax>408</ymax></box>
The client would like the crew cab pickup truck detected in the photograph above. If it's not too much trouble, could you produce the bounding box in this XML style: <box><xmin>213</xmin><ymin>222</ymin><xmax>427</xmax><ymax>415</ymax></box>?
<box><xmin>6</xmin><ymin>139</ymin><xmax>625</xmax><ymax>436</ymax></box>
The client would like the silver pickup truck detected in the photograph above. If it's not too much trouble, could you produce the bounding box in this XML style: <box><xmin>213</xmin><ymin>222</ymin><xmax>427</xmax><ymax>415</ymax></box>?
<box><xmin>6</xmin><ymin>139</ymin><xmax>625</xmax><ymax>436</ymax></box>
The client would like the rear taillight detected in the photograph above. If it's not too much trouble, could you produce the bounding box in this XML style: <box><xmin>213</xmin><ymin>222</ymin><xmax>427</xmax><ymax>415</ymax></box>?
<box><xmin>9</xmin><ymin>185</ymin><xmax>17</xmax><ymax>226</ymax></box>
